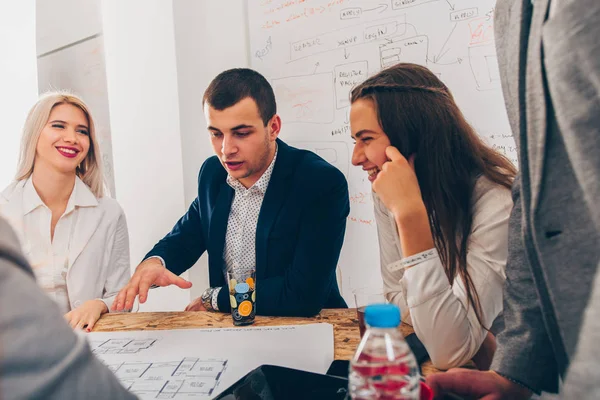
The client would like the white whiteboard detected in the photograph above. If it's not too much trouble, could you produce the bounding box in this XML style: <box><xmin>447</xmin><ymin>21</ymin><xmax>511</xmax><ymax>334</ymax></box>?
<box><xmin>247</xmin><ymin>0</ymin><xmax>517</xmax><ymax>305</ymax></box>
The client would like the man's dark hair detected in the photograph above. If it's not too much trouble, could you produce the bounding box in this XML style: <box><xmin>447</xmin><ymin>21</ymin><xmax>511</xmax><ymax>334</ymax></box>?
<box><xmin>203</xmin><ymin>68</ymin><xmax>277</xmax><ymax>125</ymax></box>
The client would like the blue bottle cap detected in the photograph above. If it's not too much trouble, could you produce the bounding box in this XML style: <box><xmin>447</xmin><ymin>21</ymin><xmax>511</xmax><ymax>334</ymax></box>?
<box><xmin>364</xmin><ymin>304</ymin><xmax>401</xmax><ymax>328</ymax></box>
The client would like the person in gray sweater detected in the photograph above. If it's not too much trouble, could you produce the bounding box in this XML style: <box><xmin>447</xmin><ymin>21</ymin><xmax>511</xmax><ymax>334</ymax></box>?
<box><xmin>0</xmin><ymin>216</ymin><xmax>137</xmax><ymax>400</ymax></box>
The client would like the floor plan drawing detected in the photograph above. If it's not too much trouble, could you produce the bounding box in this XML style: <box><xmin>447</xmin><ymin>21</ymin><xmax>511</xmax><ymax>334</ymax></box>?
<box><xmin>107</xmin><ymin>358</ymin><xmax>228</xmax><ymax>399</ymax></box>
<box><xmin>87</xmin><ymin>324</ymin><xmax>335</xmax><ymax>399</ymax></box>
<box><xmin>89</xmin><ymin>338</ymin><xmax>158</xmax><ymax>354</ymax></box>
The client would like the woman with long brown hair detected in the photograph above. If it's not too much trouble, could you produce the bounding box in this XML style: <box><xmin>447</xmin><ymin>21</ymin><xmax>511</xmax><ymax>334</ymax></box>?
<box><xmin>350</xmin><ymin>63</ymin><xmax>516</xmax><ymax>370</ymax></box>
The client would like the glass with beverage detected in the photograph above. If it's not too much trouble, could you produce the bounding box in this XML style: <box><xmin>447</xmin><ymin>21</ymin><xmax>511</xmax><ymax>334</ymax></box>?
<box><xmin>353</xmin><ymin>288</ymin><xmax>386</xmax><ymax>337</ymax></box>
<box><xmin>227</xmin><ymin>269</ymin><xmax>256</xmax><ymax>326</ymax></box>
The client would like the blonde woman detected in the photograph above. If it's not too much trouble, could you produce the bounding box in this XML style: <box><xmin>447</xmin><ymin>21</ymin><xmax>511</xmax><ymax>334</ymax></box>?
<box><xmin>0</xmin><ymin>92</ymin><xmax>131</xmax><ymax>331</ymax></box>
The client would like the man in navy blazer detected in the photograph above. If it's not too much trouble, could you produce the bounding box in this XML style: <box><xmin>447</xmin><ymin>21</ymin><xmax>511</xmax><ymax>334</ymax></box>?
<box><xmin>113</xmin><ymin>68</ymin><xmax>349</xmax><ymax>317</ymax></box>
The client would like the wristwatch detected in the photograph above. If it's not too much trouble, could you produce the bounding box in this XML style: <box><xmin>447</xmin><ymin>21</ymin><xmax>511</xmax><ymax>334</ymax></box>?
<box><xmin>201</xmin><ymin>288</ymin><xmax>215</xmax><ymax>311</ymax></box>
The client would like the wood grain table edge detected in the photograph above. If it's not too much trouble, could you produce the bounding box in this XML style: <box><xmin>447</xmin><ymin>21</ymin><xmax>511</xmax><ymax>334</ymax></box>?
<box><xmin>94</xmin><ymin>308</ymin><xmax>440</xmax><ymax>376</ymax></box>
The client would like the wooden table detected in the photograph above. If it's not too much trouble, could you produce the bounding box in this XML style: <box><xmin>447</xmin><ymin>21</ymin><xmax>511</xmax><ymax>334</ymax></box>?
<box><xmin>94</xmin><ymin>308</ymin><xmax>440</xmax><ymax>376</ymax></box>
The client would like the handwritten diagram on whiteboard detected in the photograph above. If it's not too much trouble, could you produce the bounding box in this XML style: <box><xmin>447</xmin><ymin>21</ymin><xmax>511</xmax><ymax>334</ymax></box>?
<box><xmin>248</xmin><ymin>0</ymin><xmax>516</xmax><ymax>303</ymax></box>
<box><xmin>87</xmin><ymin>323</ymin><xmax>334</xmax><ymax>399</ymax></box>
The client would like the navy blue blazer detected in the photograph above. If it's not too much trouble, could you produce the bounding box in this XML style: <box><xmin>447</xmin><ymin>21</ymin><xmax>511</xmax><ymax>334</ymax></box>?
<box><xmin>146</xmin><ymin>139</ymin><xmax>349</xmax><ymax>316</ymax></box>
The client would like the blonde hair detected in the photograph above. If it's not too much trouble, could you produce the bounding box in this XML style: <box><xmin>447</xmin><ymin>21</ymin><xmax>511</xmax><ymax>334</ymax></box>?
<box><xmin>15</xmin><ymin>91</ymin><xmax>105</xmax><ymax>198</ymax></box>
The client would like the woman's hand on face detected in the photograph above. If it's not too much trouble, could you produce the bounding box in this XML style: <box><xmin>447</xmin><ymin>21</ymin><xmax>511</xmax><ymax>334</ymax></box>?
<box><xmin>64</xmin><ymin>299</ymin><xmax>108</xmax><ymax>332</ymax></box>
<box><xmin>372</xmin><ymin>146</ymin><xmax>425</xmax><ymax>221</ymax></box>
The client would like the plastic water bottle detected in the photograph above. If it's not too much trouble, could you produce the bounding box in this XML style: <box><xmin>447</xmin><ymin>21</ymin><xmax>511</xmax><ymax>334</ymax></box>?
<box><xmin>349</xmin><ymin>304</ymin><xmax>420</xmax><ymax>399</ymax></box>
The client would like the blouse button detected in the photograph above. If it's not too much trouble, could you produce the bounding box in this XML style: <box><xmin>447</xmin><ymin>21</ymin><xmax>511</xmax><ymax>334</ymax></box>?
<box><xmin>73</xmin><ymin>300</ymin><xmax>82</xmax><ymax>308</ymax></box>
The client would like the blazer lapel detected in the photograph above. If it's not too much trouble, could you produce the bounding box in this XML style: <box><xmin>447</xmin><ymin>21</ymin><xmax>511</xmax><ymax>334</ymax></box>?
<box><xmin>67</xmin><ymin>178</ymin><xmax>102</xmax><ymax>270</ymax></box>
<box><xmin>0</xmin><ymin>181</ymin><xmax>26</xmax><ymax>231</ymax></box>
<box><xmin>255</xmin><ymin>140</ymin><xmax>295</xmax><ymax>280</ymax></box>
<box><xmin>208</xmin><ymin>182</ymin><xmax>233</xmax><ymax>286</ymax></box>
<box><xmin>68</xmin><ymin>205</ymin><xmax>103</xmax><ymax>270</ymax></box>
<box><xmin>496</xmin><ymin>0</ymin><xmax>531</xmax><ymax>153</ymax></box>
<box><xmin>0</xmin><ymin>182</ymin><xmax>32</xmax><ymax>254</ymax></box>
<box><xmin>525</xmin><ymin>0</ymin><xmax>551</xmax><ymax>209</ymax></box>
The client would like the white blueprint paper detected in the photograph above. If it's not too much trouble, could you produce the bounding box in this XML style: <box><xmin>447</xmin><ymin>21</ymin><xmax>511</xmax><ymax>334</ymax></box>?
<box><xmin>86</xmin><ymin>323</ymin><xmax>334</xmax><ymax>399</ymax></box>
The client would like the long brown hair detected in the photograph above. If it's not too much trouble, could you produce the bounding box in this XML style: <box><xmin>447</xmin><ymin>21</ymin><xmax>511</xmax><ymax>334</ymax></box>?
<box><xmin>351</xmin><ymin>63</ymin><xmax>516</xmax><ymax>327</ymax></box>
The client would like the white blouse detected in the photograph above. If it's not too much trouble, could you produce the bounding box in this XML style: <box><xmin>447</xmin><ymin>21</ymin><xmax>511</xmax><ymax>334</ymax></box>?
<box><xmin>0</xmin><ymin>177</ymin><xmax>131</xmax><ymax>313</ymax></box>
<box><xmin>28</xmin><ymin>202</ymin><xmax>75</xmax><ymax>315</ymax></box>
<box><xmin>374</xmin><ymin>176</ymin><xmax>513</xmax><ymax>369</ymax></box>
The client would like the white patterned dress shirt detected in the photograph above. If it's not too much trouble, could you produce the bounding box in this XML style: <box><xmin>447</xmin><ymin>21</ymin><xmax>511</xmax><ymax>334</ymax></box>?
<box><xmin>211</xmin><ymin>147</ymin><xmax>278</xmax><ymax>310</ymax></box>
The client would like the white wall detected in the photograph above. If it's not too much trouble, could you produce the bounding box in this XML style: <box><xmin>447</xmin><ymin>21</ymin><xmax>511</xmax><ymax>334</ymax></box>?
<box><xmin>100</xmin><ymin>0</ymin><xmax>249</xmax><ymax>310</ymax></box>
<box><xmin>101</xmin><ymin>0</ymin><xmax>190</xmax><ymax>311</ymax></box>
<box><xmin>0</xmin><ymin>1</ymin><xmax>38</xmax><ymax>189</ymax></box>
<box><xmin>36</xmin><ymin>0</ymin><xmax>102</xmax><ymax>56</ymax></box>
<box><xmin>172</xmin><ymin>0</ymin><xmax>249</xmax><ymax>299</ymax></box>
<box><xmin>36</xmin><ymin>0</ymin><xmax>117</xmax><ymax>196</ymax></box>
